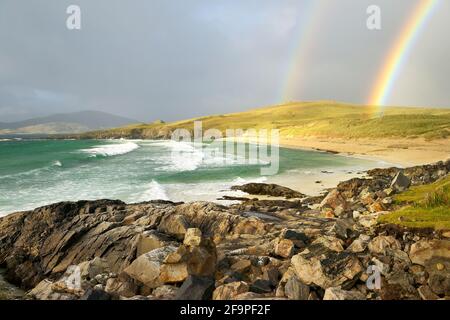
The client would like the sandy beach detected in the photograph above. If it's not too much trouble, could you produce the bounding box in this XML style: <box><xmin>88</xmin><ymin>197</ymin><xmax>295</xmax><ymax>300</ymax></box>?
<box><xmin>280</xmin><ymin>136</ymin><xmax>450</xmax><ymax>167</ymax></box>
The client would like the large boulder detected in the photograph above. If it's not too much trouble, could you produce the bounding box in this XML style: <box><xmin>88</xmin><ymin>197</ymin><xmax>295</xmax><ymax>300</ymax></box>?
<box><xmin>409</xmin><ymin>240</ymin><xmax>450</xmax><ymax>266</ymax></box>
<box><xmin>175</xmin><ymin>275</ymin><xmax>215</xmax><ymax>300</ymax></box>
<box><xmin>284</xmin><ymin>274</ymin><xmax>310</xmax><ymax>300</ymax></box>
<box><xmin>124</xmin><ymin>231</ymin><xmax>217</xmax><ymax>289</ymax></box>
<box><xmin>230</xmin><ymin>183</ymin><xmax>305</xmax><ymax>199</ymax></box>
<box><xmin>320</xmin><ymin>190</ymin><xmax>349</xmax><ymax>215</ymax></box>
<box><xmin>123</xmin><ymin>246</ymin><xmax>179</xmax><ymax>289</ymax></box>
<box><xmin>323</xmin><ymin>287</ymin><xmax>365</xmax><ymax>300</ymax></box>
<box><xmin>213</xmin><ymin>281</ymin><xmax>249</xmax><ymax>300</ymax></box>
<box><xmin>291</xmin><ymin>245</ymin><xmax>363</xmax><ymax>289</ymax></box>
<box><xmin>390</xmin><ymin>171</ymin><xmax>411</xmax><ymax>192</ymax></box>
<box><xmin>368</xmin><ymin>236</ymin><xmax>401</xmax><ymax>255</ymax></box>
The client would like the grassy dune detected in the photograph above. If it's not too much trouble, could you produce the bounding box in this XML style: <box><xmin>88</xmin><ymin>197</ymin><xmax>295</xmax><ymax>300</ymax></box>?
<box><xmin>80</xmin><ymin>101</ymin><xmax>450</xmax><ymax>140</ymax></box>
<box><xmin>379</xmin><ymin>175</ymin><xmax>450</xmax><ymax>230</ymax></box>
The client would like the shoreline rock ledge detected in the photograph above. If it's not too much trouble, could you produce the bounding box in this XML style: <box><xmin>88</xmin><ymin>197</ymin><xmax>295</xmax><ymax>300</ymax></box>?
<box><xmin>0</xmin><ymin>160</ymin><xmax>449</xmax><ymax>300</ymax></box>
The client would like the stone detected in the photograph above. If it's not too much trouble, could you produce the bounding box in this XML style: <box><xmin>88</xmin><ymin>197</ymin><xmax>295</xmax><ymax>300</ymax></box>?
<box><xmin>26</xmin><ymin>279</ymin><xmax>77</xmax><ymax>300</ymax></box>
<box><xmin>186</xmin><ymin>242</ymin><xmax>217</xmax><ymax>277</ymax></box>
<box><xmin>320</xmin><ymin>190</ymin><xmax>348</xmax><ymax>213</ymax></box>
<box><xmin>233</xmin><ymin>292</ymin><xmax>265</xmax><ymax>300</ymax></box>
<box><xmin>368</xmin><ymin>236</ymin><xmax>401</xmax><ymax>255</ymax></box>
<box><xmin>329</xmin><ymin>219</ymin><xmax>354</xmax><ymax>240</ymax></box>
<box><xmin>358</xmin><ymin>213</ymin><xmax>381</xmax><ymax>228</ymax></box>
<box><xmin>390</xmin><ymin>171</ymin><xmax>411</xmax><ymax>192</ymax></box>
<box><xmin>274</xmin><ymin>239</ymin><xmax>295</xmax><ymax>258</ymax></box>
<box><xmin>80</xmin><ymin>288</ymin><xmax>112</xmax><ymax>300</ymax></box>
<box><xmin>230</xmin><ymin>183</ymin><xmax>305</xmax><ymax>199</ymax></box>
<box><xmin>284</xmin><ymin>275</ymin><xmax>309</xmax><ymax>300</ymax></box>
<box><xmin>262</xmin><ymin>266</ymin><xmax>279</xmax><ymax>287</ymax></box>
<box><xmin>158</xmin><ymin>214</ymin><xmax>189</xmax><ymax>240</ymax></box>
<box><xmin>382</xmin><ymin>271</ymin><xmax>419</xmax><ymax>300</ymax></box>
<box><xmin>409</xmin><ymin>265</ymin><xmax>428</xmax><ymax>286</ymax></box>
<box><xmin>159</xmin><ymin>263</ymin><xmax>189</xmax><ymax>283</ymax></box>
<box><xmin>409</xmin><ymin>240</ymin><xmax>450</xmax><ymax>266</ymax></box>
<box><xmin>175</xmin><ymin>275</ymin><xmax>215</xmax><ymax>300</ymax></box>
<box><xmin>94</xmin><ymin>273</ymin><xmax>109</xmax><ymax>285</ymax></box>
<box><xmin>233</xmin><ymin>218</ymin><xmax>266</xmax><ymax>235</ymax></box>
<box><xmin>231</xmin><ymin>260</ymin><xmax>252</xmax><ymax>273</ymax></box>
<box><xmin>136</xmin><ymin>231</ymin><xmax>175</xmax><ymax>257</ymax></box>
<box><xmin>105</xmin><ymin>276</ymin><xmax>137</xmax><ymax>298</ymax></box>
<box><xmin>428</xmin><ymin>273</ymin><xmax>450</xmax><ymax>296</ymax></box>
<box><xmin>347</xmin><ymin>235</ymin><xmax>370</xmax><ymax>253</ymax></box>
<box><xmin>368</xmin><ymin>202</ymin><xmax>384</xmax><ymax>213</ymax></box>
<box><xmin>323</xmin><ymin>287</ymin><xmax>365</xmax><ymax>300</ymax></box>
<box><xmin>213</xmin><ymin>281</ymin><xmax>249</xmax><ymax>300</ymax></box>
<box><xmin>418</xmin><ymin>285</ymin><xmax>439</xmax><ymax>300</ymax></box>
<box><xmin>250</xmin><ymin>279</ymin><xmax>273</xmax><ymax>294</ymax></box>
<box><xmin>359</xmin><ymin>188</ymin><xmax>375</xmax><ymax>205</ymax></box>
<box><xmin>311</xmin><ymin>236</ymin><xmax>344</xmax><ymax>252</ymax></box>
<box><xmin>183</xmin><ymin>228</ymin><xmax>202</xmax><ymax>247</ymax></box>
<box><xmin>152</xmin><ymin>285</ymin><xmax>178</xmax><ymax>299</ymax></box>
<box><xmin>123</xmin><ymin>246</ymin><xmax>177</xmax><ymax>288</ymax></box>
<box><xmin>164</xmin><ymin>246</ymin><xmax>188</xmax><ymax>264</ymax></box>
<box><xmin>371</xmin><ymin>257</ymin><xmax>390</xmax><ymax>276</ymax></box>
<box><xmin>281</xmin><ymin>229</ymin><xmax>309</xmax><ymax>243</ymax></box>
<box><xmin>78</xmin><ymin>257</ymin><xmax>110</xmax><ymax>280</ymax></box>
<box><xmin>291</xmin><ymin>246</ymin><xmax>363</xmax><ymax>289</ymax></box>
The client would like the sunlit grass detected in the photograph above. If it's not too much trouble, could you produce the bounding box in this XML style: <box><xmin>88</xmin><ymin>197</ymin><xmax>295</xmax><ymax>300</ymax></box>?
<box><xmin>79</xmin><ymin>101</ymin><xmax>450</xmax><ymax>140</ymax></box>
<box><xmin>379</xmin><ymin>176</ymin><xmax>450</xmax><ymax>230</ymax></box>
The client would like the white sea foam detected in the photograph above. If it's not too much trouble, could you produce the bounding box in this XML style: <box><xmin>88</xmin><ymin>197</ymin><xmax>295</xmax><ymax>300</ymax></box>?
<box><xmin>81</xmin><ymin>142</ymin><xmax>140</xmax><ymax>157</ymax></box>
<box><xmin>232</xmin><ymin>176</ymin><xmax>268</xmax><ymax>184</ymax></box>
<box><xmin>52</xmin><ymin>160</ymin><xmax>62</xmax><ymax>167</ymax></box>
<box><xmin>153</xmin><ymin>140</ymin><xmax>268</xmax><ymax>172</ymax></box>
<box><xmin>138</xmin><ymin>180</ymin><xmax>169</xmax><ymax>202</ymax></box>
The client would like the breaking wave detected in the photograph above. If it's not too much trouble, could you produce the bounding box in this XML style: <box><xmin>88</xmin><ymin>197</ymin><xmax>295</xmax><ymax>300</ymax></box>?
<box><xmin>138</xmin><ymin>180</ymin><xmax>169</xmax><ymax>202</ymax></box>
<box><xmin>81</xmin><ymin>142</ymin><xmax>140</xmax><ymax>157</ymax></box>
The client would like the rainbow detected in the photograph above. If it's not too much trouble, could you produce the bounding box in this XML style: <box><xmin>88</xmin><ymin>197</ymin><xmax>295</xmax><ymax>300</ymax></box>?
<box><xmin>368</xmin><ymin>0</ymin><xmax>441</xmax><ymax>111</ymax></box>
<box><xmin>281</xmin><ymin>1</ymin><xmax>331</xmax><ymax>102</ymax></box>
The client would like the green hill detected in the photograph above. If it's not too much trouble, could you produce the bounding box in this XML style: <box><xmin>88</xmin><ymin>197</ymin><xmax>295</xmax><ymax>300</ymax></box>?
<box><xmin>76</xmin><ymin>101</ymin><xmax>450</xmax><ymax>140</ymax></box>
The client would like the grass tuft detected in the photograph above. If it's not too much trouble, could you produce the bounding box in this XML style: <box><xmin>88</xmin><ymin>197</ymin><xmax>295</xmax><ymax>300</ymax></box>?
<box><xmin>379</xmin><ymin>176</ymin><xmax>450</xmax><ymax>230</ymax></box>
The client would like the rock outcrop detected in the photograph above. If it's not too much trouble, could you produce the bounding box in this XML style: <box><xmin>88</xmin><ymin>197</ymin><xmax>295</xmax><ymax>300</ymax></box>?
<box><xmin>0</xmin><ymin>160</ymin><xmax>449</xmax><ymax>300</ymax></box>
<box><xmin>231</xmin><ymin>183</ymin><xmax>306</xmax><ymax>199</ymax></box>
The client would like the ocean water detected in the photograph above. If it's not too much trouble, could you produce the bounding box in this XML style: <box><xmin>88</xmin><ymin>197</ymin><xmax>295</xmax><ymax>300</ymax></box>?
<box><xmin>0</xmin><ymin>139</ymin><xmax>384</xmax><ymax>216</ymax></box>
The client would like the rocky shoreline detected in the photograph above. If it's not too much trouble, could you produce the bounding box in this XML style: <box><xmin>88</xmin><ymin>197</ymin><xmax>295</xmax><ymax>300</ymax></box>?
<box><xmin>0</xmin><ymin>160</ymin><xmax>449</xmax><ymax>300</ymax></box>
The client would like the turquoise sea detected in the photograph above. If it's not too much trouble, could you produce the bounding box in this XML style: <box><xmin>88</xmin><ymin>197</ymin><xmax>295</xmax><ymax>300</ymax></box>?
<box><xmin>0</xmin><ymin>139</ymin><xmax>385</xmax><ymax>216</ymax></box>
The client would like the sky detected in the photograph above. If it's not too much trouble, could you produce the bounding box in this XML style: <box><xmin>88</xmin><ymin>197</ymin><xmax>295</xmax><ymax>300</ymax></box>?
<box><xmin>0</xmin><ymin>0</ymin><xmax>449</xmax><ymax>122</ymax></box>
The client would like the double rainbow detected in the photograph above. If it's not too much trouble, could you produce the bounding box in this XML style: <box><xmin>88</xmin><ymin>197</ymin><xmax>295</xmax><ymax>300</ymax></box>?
<box><xmin>282</xmin><ymin>1</ymin><xmax>331</xmax><ymax>102</ymax></box>
<box><xmin>368</xmin><ymin>0</ymin><xmax>441</xmax><ymax>110</ymax></box>
<box><xmin>282</xmin><ymin>0</ymin><xmax>440</xmax><ymax>110</ymax></box>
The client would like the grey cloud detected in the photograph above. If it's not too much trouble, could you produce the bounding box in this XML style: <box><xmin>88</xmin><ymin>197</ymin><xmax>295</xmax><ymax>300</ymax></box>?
<box><xmin>0</xmin><ymin>0</ymin><xmax>448</xmax><ymax>122</ymax></box>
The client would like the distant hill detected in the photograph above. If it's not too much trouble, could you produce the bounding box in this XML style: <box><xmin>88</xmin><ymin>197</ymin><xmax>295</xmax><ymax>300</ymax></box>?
<box><xmin>74</xmin><ymin>101</ymin><xmax>450</xmax><ymax>140</ymax></box>
<box><xmin>0</xmin><ymin>111</ymin><xmax>139</xmax><ymax>134</ymax></box>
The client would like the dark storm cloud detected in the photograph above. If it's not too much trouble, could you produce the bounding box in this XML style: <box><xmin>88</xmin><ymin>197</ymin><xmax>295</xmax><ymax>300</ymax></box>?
<box><xmin>0</xmin><ymin>0</ymin><xmax>448</xmax><ymax>122</ymax></box>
